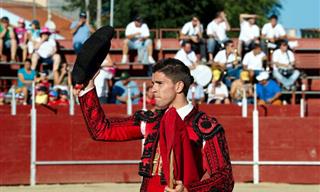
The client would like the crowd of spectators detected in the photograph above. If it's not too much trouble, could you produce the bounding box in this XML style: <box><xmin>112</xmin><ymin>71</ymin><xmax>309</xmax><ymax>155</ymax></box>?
<box><xmin>0</xmin><ymin>10</ymin><xmax>302</xmax><ymax>107</ymax></box>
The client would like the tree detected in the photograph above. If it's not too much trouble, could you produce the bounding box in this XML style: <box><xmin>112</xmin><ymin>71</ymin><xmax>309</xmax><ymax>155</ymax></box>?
<box><xmin>63</xmin><ymin>0</ymin><xmax>281</xmax><ymax>29</ymax></box>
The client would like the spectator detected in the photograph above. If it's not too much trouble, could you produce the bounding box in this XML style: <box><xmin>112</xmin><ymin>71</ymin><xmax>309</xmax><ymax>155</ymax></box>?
<box><xmin>238</xmin><ymin>14</ymin><xmax>260</xmax><ymax>58</ymax></box>
<box><xmin>272</xmin><ymin>40</ymin><xmax>300</xmax><ymax>90</ymax></box>
<box><xmin>121</xmin><ymin>16</ymin><xmax>155</xmax><ymax>64</ymax></box>
<box><xmin>207</xmin><ymin>68</ymin><xmax>230</xmax><ymax>104</ymax></box>
<box><xmin>174</xmin><ymin>40</ymin><xmax>198</xmax><ymax>69</ymax></box>
<box><xmin>261</xmin><ymin>15</ymin><xmax>286</xmax><ymax>52</ymax></box>
<box><xmin>48</xmin><ymin>90</ymin><xmax>59</xmax><ymax>106</ymax></box>
<box><xmin>14</xmin><ymin>18</ymin><xmax>28</xmax><ymax>61</ymax></box>
<box><xmin>206</xmin><ymin>11</ymin><xmax>230</xmax><ymax>62</ymax></box>
<box><xmin>139</xmin><ymin>85</ymin><xmax>156</xmax><ymax>106</ymax></box>
<box><xmin>179</xmin><ymin>16</ymin><xmax>206</xmax><ymax>62</ymax></box>
<box><xmin>17</xmin><ymin>59</ymin><xmax>36</xmax><ymax>105</ymax></box>
<box><xmin>36</xmin><ymin>72</ymin><xmax>51</xmax><ymax>91</ymax></box>
<box><xmin>57</xmin><ymin>89</ymin><xmax>69</xmax><ymax>106</ymax></box>
<box><xmin>35</xmin><ymin>85</ymin><xmax>48</xmax><ymax>104</ymax></box>
<box><xmin>256</xmin><ymin>71</ymin><xmax>282</xmax><ymax>105</ymax></box>
<box><xmin>70</xmin><ymin>12</ymin><xmax>94</xmax><ymax>54</ymax></box>
<box><xmin>94</xmin><ymin>54</ymin><xmax>115</xmax><ymax>104</ymax></box>
<box><xmin>110</xmin><ymin>72</ymin><xmax>140</xmax><ymax>104</ymax></box>
<box><xmin>242</xmin><ymin>43</ymin><xmax>267</xmax><ymax>79</ymax></box>
<box><xmin>213</xmin><ymin>40</ymin><xmax>240</xmax><ymax>88</ymax></box>
<box><xmin>45</xmin><ymin>14</ymin><xmax>56</xmax><ymax>35</ymax></box>
<box><xmin>27</xmin><ymin>19</ymin><xmax>41</xmax><ymax>55</ymax></box>
<box><xmin>54</xmin><ymin>62</ymin><xmax>71</xmax><ymax>88</ymax></box>
<box><xmin>0</xmin><ymin>92</ymin><xmax>4</xmax><ymax>105</ymax></box>
<box><xmin>31</xmin><ymin>27</ymin><xmax>61</xmax><ymax>84</ymax></box>
<box><xmin>230</xmin><ymin>70</ymin><xmax>253</xmax><ymax>104</ymax></box>
<box><xmin>187</xmin><ymin>82</ymin><xmax>205</xmax><ymax>105</ymax></box>
<box><xmin>0</xmin><ymin>16</ymin><xmax>17</xmax><ymax>62</ymax></box>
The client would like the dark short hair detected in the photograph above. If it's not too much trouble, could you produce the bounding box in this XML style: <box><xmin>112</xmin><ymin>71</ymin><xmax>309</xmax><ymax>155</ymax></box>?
<box><xmin>152</xmin><ymin>58</ymin><xmax>194</xmax><ymax>96</ymax></box>
<box><xmin>269</xmin><ymin>14</ymin><xmax>278</xmax><ymax>20</ymax></box>
<box><xmin>134</xmin><ymin>16</ymin><xmax>143</xmax><ymax>23</ymax></box>
<box><xmin>25</xmin><ymin>58</ymin><xmax>32</xmax><ymax>63</ymax></box>
<box><xmin>1</xmin><ymin>16</ymin><xmax>9</xmax><ymax>23</ymax></box>
<box><xmin>224</xmin><ymin>39</ymin><xmax>234</xmax><ymax>47</ymax></box>
<box><xmin>181</xmin><ymin>40</ymin><xmax>192</xmax><ymax>47</ymax></box>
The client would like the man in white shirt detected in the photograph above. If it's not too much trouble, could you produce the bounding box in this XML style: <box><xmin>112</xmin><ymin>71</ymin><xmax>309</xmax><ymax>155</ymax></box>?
<box><xmin>238</xmin><ymin>14</ymin><xmax>260</xmax><ymax>57</ymax></box>
<box><xmin>272</xmin><ymin>40</ymin><xmax>300</xmax><ymax>90</ymax></box>
<box><xmin>261</xmin><ymin>15</ymin><xmax>287</xmax><ymax>53</ymax></box>
<box><xmin>180</xmin><ymin>16</ymin><xmax>206</xmax><ymax>62</ymax></box>
<box><xmin>174</xmin><ymin>41</ymin><xmax>198</xmax><ymax>69</ymax></box>
<box><xmin>121</xmin><ymin>17</ymin><xmax>155</xmax><ymax>64</ymax></box>
<box><xmin>206</xmin><ymin>11</ymin><xmax>230</xmax><ymax>61</ymax></box>
<box><xmin>242</xmin><ymin>43</ymin><xmax>267</xmax><ymax>79</ymax></box>
<box><xmin>31</xmin><ymin>27</ymin><xmax>61</xmax><ymax>85</ymax></box>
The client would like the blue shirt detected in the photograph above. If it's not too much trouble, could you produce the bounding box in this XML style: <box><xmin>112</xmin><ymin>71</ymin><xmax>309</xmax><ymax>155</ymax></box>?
<box><xmin>17</xmin><ymin>68</ymin><xmax>36</xmax><ymax>88</ymax></box>
<box><xmin>70</xmin><ymin>21</ymin><xmax>91</xmax><ymax>44</ymax></box>
<box><xmin>257</xmin><ymin>80</ymin><xmax>281</xmax><ymax>102</ymax></box>
<box><xmin>111</xmin><ymin>80</ymin><xmax>140</xmax><ymax>104</ymax></box>
<box><xmin>187</xmin><ymin>84</ymin><xmax>205</xmax><ymax>101</ymax></box>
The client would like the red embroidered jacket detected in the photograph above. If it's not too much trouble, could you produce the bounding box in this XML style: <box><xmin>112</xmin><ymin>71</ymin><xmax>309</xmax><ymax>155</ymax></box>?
<box><xmin>79</xmin><ymin>88</ymin><xmax>234</xmax><ymax>192</ymax></box>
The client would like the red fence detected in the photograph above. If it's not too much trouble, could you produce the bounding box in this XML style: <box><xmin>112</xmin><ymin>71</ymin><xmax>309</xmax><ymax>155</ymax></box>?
<box><xmin>0</xmin><ymin>105</ymin><xmax>319</xmax><ymax>185</ymax></box>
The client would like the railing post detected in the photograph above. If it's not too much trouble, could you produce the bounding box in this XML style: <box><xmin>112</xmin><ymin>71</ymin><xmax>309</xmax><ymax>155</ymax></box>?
<box><xmin>69</xmin><ymin>86</ymin><xmax>75</xmax><ymax>116</ymax></box>
<box><xmin>142</xmin><ymin>82</ymin><xmax>147</xmax><ymax>111</ymax></box>
<box><xmin>30</xmin><ymin>81</ymin><xmax>37</xmax><ymax>186</ymax></box>
<box><xmin>11</xmin><ymin>85</ymin><xmax>16</xmax><ymax>115</ymax></box>
<box><xmin>253</xmin><ymin>84</ymin><xmax>259</xmax><ymax>184</ymax></box>
<box><xmin>127</xmin><ymin>87</ymin><xmax>132</xmax><ymax>115</ymax></box>
<box><xmin>242</xmin><ymin>88</ymin><xmax>247</xmax><ymax>118</ymax></box>
<box><xmin>300</xmin><ymin>84</ymin><xmax>306</xmax><ymax>118</ymax></box>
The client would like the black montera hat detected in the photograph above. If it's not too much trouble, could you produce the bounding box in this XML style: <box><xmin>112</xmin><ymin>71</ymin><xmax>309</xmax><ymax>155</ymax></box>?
<box><xmin>71</xmin><ymin>26</ymin><xmax>115</xmax><ymax>86</ymax></box>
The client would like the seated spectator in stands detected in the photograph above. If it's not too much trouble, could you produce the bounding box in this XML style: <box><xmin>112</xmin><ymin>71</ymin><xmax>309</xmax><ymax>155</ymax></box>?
<box><xmin>17</xmin><ymin>59</ymin><xmax>36</xmax><ymax>105</ymax></box>
<box><xmin>35</xmin><ymin>85</ymin><xmax>48</xmax><ymax>104</ymax></box>
<box><xmin>121</xmin><ymin>16</ymin><xmax>155</xmax><ymax>64</ymax></box>
<box><xmin>94</xmin><ymin>54</ymin><xmax>115</xmax><ymax>104</ymax></box>
<box><xmin>230</xmin><ymin>70</ymin><xmax>253</xmax><ymax>105</ymax></box>
<box><xmin>0</xmin><ymin>16</ymin><xmax>17</xmax><ymax>62</ymax></box>
<box><xmin>272</xmin><ymin>40</ymin><xmax>300</xmax><ymax>90</ymax></box>
<box><xmin>256</xmin><ymin>71</ymin><xmax>281</xmax><ymax>105</ymax></box>
<box><xmin>242</xmin><ymin>43</ymin><xmax>267</xmax><ymax>79</ymax></box>
<box><xmin>57</xmin><ymin>89</ymin><xmax>69</xmax><ymax>106</ymax></box>
<box><xmin>179</xmin><ymin>16</ymin><xmax>206</xmax><ymax>62</ymax></box>
<box><xmin>238</xmin><ymin>14</ymin><xmax>260</xmax><ymax>58</ymax></box>
<box><xmin>261</xmin><ymin>15</ymin><xmax>286</xmax><ymax>52</ymax></box>
<box><xmin>27</xmin><ymin>19</ymin><xmax>41</xmax><ymax>55</ymax></box>
<box><xmin>54</xmin><ymin>62</ymin><xmax>71</xmax><ymax>88</ymax></box>
<box><xmin>31</xmin><ymin>27</ymin><xmax>61</xmax><ymax>83</ymax></box>
<box><xmin>14</xmin><ymin>18</ymin><xmax>28</xmax><ymax>61</ymax></box>
<box><xmin>36</xmin><ymin>72</ymin><xmax>51</xmax><ymax>91</ymax></box>
<box><xmin>207</xmin><ymin>10</ymin><xmax>230</xmax><ymax>62</ymax></box>
<box><xmin>70</xmin><ymin>12</ymin><xmax>95</xmax><ymax>54</ymax></box>
<box><xmin>213</xmin><ymin>40</ymin><xmax>240</xmax><ymax>88</ymax></box>
<box><xmin>187</xmin><ymin>82</ymin><xmax>205</xmax><ymax>105</ymax></box>
<box><xmin>207</xmin><ymin>68</ymin><xmax>230</xmax><ymax>104</ymax></box>
<box><xmin>110</xmin><ymin>72</ymin><xmax>140</xmax><ymax>104</ymax></box>
<box><xmin>174</xmin><ymin>40</ymin><xmax>198</xmax><ymax>69</ymax></box>
<box><xmin>48</xmin><ymin>90</ymin><xmax>59</xmax><ymax>106</ymax></box>
<box><xmin>139</xmin><ymin>85</ymin><xmax>156</xmax><ymax>106</ymax></box>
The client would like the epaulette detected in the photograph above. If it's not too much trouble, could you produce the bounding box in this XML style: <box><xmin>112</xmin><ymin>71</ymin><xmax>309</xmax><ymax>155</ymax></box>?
<box><xmin>133</xmin><ymin>109</ymin><xmax>165</xmax><ymax>125</ymax></box>
<box><xmin>192</xmin><ymin>111</ymin><xmax>223</xmax><ymax>140</ymax></box>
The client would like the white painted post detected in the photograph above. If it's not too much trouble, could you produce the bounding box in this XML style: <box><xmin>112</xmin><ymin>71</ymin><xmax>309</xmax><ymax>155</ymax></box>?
<box><xmin>242</xmin><ymin>88</ymin><xmax>247</xmax><ymax>118</ymax></box>
<box><xmin>69</xmin><ymin>86</ymin><xmax>75</xmax><ymax>116</ymax></box>
<box><xmin>142</xmin><ymin>82</ymin><xmax>147</xmax><ymax>111</ymax></box>
<box><xmin>127</xmin><ymin>87</ymin><xmax>132</xmax><ymax>115</ymax></box>
<box><xmin>253</xmin><ymin>84</ymin><xmax>259</xmax><ymax>184</ymax></box>
<box><xmin>300</xmin><ymin>84</ymin><xmax>306</xmax><ymax>118</ymax></box>
<box><xmin>30</xmin><ymin>81</ymin><xmax>37</xmax><ymax>186</ymax></box>
<box><xmin>11</xmin><ymin>85</ymin><xmax>16</xmax><ymax>115</ymax></box>
<box><xmin>110</xmin><ymin>0</ymin><xmax>114</xmax><ymax>26</ymax></box>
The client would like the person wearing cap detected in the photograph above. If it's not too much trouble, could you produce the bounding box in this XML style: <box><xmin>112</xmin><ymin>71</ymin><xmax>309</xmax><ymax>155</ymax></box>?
<box><xmin>17</xmin><ymin>59</ymin><xmax>36</xmax><ymax>105</ymax></box>
<box><xmin>174</xmin><ymin>40</ymin><xmax>198</xmax><ymax>69</ymax></box>
<box><xmin>0</xmin><ymin>16</ymin><xmax>17</xmax><ymax>62</ymax></box>
<box><xmin>207</xmin><ymin>68</ymin><xmax>230</xmax><ymax>104</ymax></box>
<box><xmin>14</xmin><ymin>18</ymin><xmax>28</xmax><ymax>61</ymax></box>
<box><xmin>70</xmin><ymin>11</ymin><xmax>95</xmax><ymax>54</ymax></box>
<box><xmin>272</xmin><ymin>40</ymin><xmax>300</xmax><ymax>90</ymax></box>
<box><xmin>238</xmin><ymin>13</ymin><xmax>260</xmax><ymax>58</ymax></box>
<box><xmin>121</xmin><ymin>16</ymin><xmax>155</xmax><ymax>64</ymax></box>
<box><xmin>31</xmin><ymin>27</ymin><xmax>61</xmax><ymax>84</ymax></box>
<box><xmin>256</xmin><ymin>71</ymin><xmax>282</xmax><ymax>105</ymax></box>
<box><xmin>180</xmin><ymin>16</ymin><xmax>206</xmax><ymax>63</ymax></box>
<box><xmin>230</xmin><ymin>70</ymin><xmax>253</xmax><ymax>104</ymax></box>
<box><xmin>242</xmin><ymin>42</ymin><xmax>267</xmax><ymax>79</ymax></box>
<box><xmin>35</xmin><ymin>85</ymin><xmax>48</xmax><ymax>104</ymax></box>
<box><xmin>27</xmin><ymin>19</ymin><xmax>41</xmax><ymax>54</ymax></box>
<box><xmin>74</xmin><ymin>58</ymin><xmax>234</xmax><ymax>191</ymax></box>
<box><xmin>57</xmin><ymin>89</ymin><xmax>69</xmax><ymax>106</ymax></box>
<box><xmin>110</xmin><ymin>72</ymin><xmax>141</xmax><ymax>104</ymax></box>
<box><xmin>206</xmin><ymin>10</ymin><xmax>231</xmax><ymax>62</ymax></box>
<box><xmin>48</xmin><ymin>90</ymin><xmax>59</xmax><ymax>106</ymax></box>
